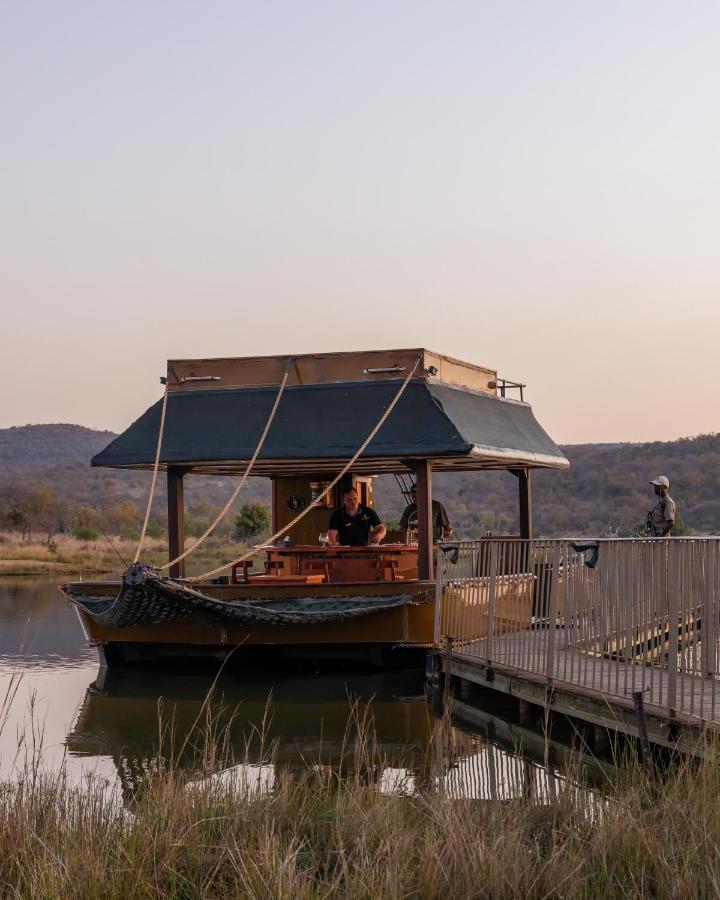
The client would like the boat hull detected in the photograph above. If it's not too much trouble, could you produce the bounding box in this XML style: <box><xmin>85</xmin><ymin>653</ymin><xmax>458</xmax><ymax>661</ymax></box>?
<box><xmin>64</xmin><ymin>578</ymin><xmax>436</xmax><ymax>662</ymax></box>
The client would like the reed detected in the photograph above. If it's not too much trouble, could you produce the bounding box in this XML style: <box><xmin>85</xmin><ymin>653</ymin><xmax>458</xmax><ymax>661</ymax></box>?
<box><xmin>2</xmin><ymin>689</ymin><xmax>720</xmax><ymax>899</ymax></box>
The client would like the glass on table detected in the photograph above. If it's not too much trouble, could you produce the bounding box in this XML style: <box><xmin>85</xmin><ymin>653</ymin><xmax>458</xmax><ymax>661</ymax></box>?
<box><xmin>318</xmin><ymin>532</ymin><xmax>329</xmax><ymax>547</ymax></box>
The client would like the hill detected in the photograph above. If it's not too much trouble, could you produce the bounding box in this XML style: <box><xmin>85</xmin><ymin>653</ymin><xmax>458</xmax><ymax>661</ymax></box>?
<box><xmin>0</xmin><ymin>424</ymin><xmax>116</xmax><ymax>474</ymax></box>
<box><xmin>0</xmin><ymin>424</ymin><xmax>269</xmax><ymax>540</ymax></box>
<box><xmin>1</xmin><ymin>424</ymin><xmax>719</xmax><ymax>538</ymax></box>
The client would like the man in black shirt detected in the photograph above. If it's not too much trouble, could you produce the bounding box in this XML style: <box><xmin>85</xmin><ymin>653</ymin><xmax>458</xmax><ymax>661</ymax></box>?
<box><xmin>328</xmin><ymin>488</ymin><xmax>386</xmax><ymax>546</ymax></box>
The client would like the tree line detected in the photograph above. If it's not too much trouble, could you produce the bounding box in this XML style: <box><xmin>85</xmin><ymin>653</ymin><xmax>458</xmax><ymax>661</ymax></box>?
<box><xmin>0</xmin><ymin>481</ymin><xmax>271</xmax><ymax>546</ymax></box>
<box><xmin>4</xmin><ymin>425</ymin><xmax>720</xmax><ymax>542</ymax></box>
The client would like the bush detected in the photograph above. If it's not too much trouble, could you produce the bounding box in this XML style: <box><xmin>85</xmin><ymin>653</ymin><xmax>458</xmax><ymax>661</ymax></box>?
<box><xmin>672</xmin><ymin>510</ymin><xmax>693</xmax><ymax>536</ymax></box>
<box><xmin>145</xmin><ymin>521</ymin><xmax>164</xmax><ymax>539</ymax></box>
<box><xmin>70</xmin><ymin>505</ymin><xmax>98</xmax><ymax>540</ymax></box>
<box><xmin>103</xmin><ymin>499</ymin><xmax>141</xmax><ymax>537</ymax></box>
<box><xmin>184</xmin><ymin>516</ymin><xmax>208</xmax><ymax>538</ymax></box>
<box><xmin>234</xmin><ymin>503</ymin><xmax>271</xmax><ymax>540</ymax></box>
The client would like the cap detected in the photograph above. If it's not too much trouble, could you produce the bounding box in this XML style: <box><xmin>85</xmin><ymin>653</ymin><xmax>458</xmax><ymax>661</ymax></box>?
<box><xmin>650</xmin><ymin>476</ymin><xmax>670</xmax><ymax>488</ymax></box>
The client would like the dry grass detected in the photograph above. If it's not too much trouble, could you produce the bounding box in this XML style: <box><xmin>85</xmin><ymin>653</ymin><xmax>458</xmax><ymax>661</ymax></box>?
<box><xmin>0</xmin><ymin>531</ymin><xmax>248</xmax><ymax>578</ymax></box>
<box><xmin>2</xmin><ymin>688</ymin><xmax>720</xmax><ymax>899</ymax></box>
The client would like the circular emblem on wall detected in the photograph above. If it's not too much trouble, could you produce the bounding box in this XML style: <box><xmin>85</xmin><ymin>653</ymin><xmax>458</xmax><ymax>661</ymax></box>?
<box><xmin>286</xmin><ymin>494</ymin><xmax>306</xmax><ymax>511</ymax></box>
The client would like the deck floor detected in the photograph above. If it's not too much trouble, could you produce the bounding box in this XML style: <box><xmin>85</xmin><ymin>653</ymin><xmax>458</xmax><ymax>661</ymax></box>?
<box><xmin>448</xmin><ymin>630</ymin><xmax>720</xmax><ymax>724</ymax></box>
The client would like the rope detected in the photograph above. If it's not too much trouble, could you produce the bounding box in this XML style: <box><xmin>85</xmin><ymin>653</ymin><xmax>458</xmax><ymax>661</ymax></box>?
<box><xmin>85</xmin><ymin>507</ymin><xmax>129</xmax><ymax>568</ymax></box>
<box><xmin>159</xmin><ymin>358</ymin><xmax>292</xmax><ymax>571</ymax></box>
<box><xmin>133</xmin><ymin>381</ymin><xmax>170</xmax><ymax>564</ymax></box>
<box><xmin>189</xmin><ymin>353</ymin><xmax>423</xmax><ymax>583</ymax></box>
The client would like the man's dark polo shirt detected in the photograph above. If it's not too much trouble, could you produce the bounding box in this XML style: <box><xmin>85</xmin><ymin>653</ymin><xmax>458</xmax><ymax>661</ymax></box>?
<box><xmin>328</xmin><ymin>505</ymin><xmax>382</xmax><ymax>546</ymax></box>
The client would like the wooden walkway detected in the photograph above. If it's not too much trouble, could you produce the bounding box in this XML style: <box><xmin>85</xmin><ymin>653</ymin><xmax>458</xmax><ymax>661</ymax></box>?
<box><xmin>434</xmin><ymin>538</ymin><xmax>720</xmax><ymax>753</ymax></box>
<box><xmin>436</xmin><ymin>635</ymin><xmax>720</xmax><ymax>753</ymax></box>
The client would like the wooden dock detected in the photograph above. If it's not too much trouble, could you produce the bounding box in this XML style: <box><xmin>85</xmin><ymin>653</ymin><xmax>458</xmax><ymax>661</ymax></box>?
<box><xmin>432</xmin><ymin>538</ymin><xmax>720</xmax><ymax>754</ymax></box>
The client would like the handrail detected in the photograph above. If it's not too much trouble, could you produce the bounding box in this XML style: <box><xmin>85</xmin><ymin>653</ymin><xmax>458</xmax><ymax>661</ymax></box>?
<box><xmin>435</xmin><ymin>537</ymin><xmax>720</xmax><ymax>726</ymax></box>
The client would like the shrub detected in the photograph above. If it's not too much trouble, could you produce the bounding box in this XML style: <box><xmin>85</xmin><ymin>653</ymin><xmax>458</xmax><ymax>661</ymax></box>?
<box><xmin>234</xmin><ymin>503</ymin><xmax>271</xmax><ymax>540</ymax></box>
<box><xmin>103</xmin><ymin>500</ymin><xmax>141</xmax><ymax>537</ymax></box>
<box><xmin>70</xmin><ymin>505</ymin><xmax>98</xmax><ymax>539</ymax></box>
<box><xmin>145</xmin><ymin>521</ymin><xmax>164</xmax><ymax>539</ymax></box>
<box><xmin>184</xmin><ymin>516</ymin><xmax>208</xmax><ymax>538</ymax></box>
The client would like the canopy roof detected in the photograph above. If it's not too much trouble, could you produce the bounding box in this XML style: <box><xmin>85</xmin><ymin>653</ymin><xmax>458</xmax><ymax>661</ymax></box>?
<box><xmin>92</xmin><ymin>375</ymin><xmax>569</xmax><ymax>476</ymax></box>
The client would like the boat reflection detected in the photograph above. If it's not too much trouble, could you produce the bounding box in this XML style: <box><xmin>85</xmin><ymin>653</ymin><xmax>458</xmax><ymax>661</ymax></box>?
<box><xmin>67</xmin><ymin>667</ymin><xmax>611</xmax><ymax>808</ymax></box>
<box><xmin>67</xmin><ymin>668</ymin><xmax>432</xmax><ymax>803</ymax></box>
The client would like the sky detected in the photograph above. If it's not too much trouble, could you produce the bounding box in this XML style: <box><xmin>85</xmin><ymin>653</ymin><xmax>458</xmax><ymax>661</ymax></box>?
<box><xmin>1</xmin><ymin>1</ymin><xmax>718</xmax><ymax>444</ymax></box>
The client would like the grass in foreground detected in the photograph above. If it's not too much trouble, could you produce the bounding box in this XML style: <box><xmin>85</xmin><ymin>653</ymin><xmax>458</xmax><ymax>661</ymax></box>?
<box><xmin>1</xmin><ymin>699</ymin><xmax>720</xmax><ymax>900</ymax></box>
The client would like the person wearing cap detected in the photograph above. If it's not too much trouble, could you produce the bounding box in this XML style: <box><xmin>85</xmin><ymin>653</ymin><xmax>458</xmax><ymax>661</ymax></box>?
<box><xmin>647</xmin><ymin>476</ymin><xmax>676</xmax><ymax>537</ymax></box>
<box><xmin>399</xmin><ymin>484</ymin><xmax>453</xmax><ymax>542</ymax></box>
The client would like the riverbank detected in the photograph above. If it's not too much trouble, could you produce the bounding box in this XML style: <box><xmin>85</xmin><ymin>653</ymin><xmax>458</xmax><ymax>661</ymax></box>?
<box><xmin>0</xmin><ymin>531</ymin><xmax>250</xmax><ymax>578</ymax></box>
<box><xmin>1</xmin><ymin>728</ymin><xmax>717</xmax><ymax>898</ymax></box>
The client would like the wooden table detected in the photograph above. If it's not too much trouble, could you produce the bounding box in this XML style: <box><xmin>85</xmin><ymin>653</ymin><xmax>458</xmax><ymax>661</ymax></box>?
<box><xmin>265</xmin><ymin>544</ymin><xmax>421</xmax><ymax>583</ymax></box>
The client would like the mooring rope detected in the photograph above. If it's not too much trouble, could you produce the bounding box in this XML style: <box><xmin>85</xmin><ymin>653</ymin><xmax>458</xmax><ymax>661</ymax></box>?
<box><xmin>159</xmin><ymin>358</ymin><xmax>292</xmax><ymax>571</ymax></box>
<box><xmin>86</xmin><ymin>507</ymin><xmax>130</xmax><ymax>568</ymax></box>
<box><xmin>133</xmin><ymin>380</ymin><xmax>170</xmax><ymax>564</ymax></box>
<box><xmin>189</xmin><ymin>353</ymin><xmax>423</xmax><ymax>583</ymax></box>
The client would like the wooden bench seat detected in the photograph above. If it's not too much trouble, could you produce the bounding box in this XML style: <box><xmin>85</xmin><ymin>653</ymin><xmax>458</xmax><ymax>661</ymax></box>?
<box><xmin>245</xmin><ymin>574</ymin><xmax>327</xmax><ymax>585</ymax></box>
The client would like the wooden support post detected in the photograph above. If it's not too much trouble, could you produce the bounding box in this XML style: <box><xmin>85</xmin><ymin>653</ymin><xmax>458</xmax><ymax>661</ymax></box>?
<box><xmin>167</xmin><ymin>467</ymin><xmax>185</xmax><ymax>579</ymax></box>
<box><xmin>413</xmin><ymin>460</ymin><xmax>434</xmax><ymax>581</ymax></box>
<box><xmin>271</xmin><ymin>477</ymin><xmax>278</xmax><ymax>533</ymax></box>
<box><xmin>517</xmin><ymin>468</ymin><xmax>532</xmax><ymax>540</ymax></box>
<box><xmin>518</xmin><ymin>699</ymin><xmax>533</xmax><ymax>725</ymax></box>
<box><xmin>592</xmin><ymin>724</ymin><xmax>610</xmax><ymax>755</ymax></box>
<box><xmin>633</xmin><ymin>690</ymin><xmax>652</xmax><ymax>765</ymax></box>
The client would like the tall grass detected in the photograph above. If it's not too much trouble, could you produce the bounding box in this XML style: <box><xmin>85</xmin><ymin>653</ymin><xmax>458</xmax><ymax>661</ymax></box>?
<box><xmin>2</xmin><ymin>685</ymin><xmax>720</xmax><ymax>898</ymax></box>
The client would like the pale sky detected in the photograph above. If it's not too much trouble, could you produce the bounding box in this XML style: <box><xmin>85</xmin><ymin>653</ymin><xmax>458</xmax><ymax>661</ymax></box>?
<box><xmin>1</xmin><ymin>1</ymin><xmax>718</xmax><ymax>444</ymax></box>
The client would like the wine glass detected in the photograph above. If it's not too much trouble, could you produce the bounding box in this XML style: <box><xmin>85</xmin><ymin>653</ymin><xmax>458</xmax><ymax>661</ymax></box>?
<box><xmin>318</xmin><ymin>532</ymin><xmax>329</xmax><ymax>547</ymax></box>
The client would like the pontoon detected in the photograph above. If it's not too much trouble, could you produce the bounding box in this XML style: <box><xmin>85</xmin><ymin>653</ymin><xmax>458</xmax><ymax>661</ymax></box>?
<box><xmin>61</xmin><ymin>349</ymin><xmax>568</xmax><ymax>666</ymax></box>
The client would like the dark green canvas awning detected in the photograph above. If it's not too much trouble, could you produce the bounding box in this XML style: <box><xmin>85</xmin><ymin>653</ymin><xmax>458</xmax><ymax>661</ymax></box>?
<box><xmin>91</xmin><ymin>380</ymin><xmax>568</xmax><ymax>475</ymax></box>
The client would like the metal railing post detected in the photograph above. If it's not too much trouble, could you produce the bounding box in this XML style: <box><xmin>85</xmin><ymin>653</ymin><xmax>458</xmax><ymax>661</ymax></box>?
<box><xmin>434</xmin><ymin>546</ymin><xmax>445</xmax><ymax>646</ymax></box>
<box><xmin>702</xmin><ymin>541</ymin><xmax>717</xmax><ymax>678</ymax></box>
<box><xmin>666</xmin><ymin>540</ymin><xmax>678</xmax><ymax>713</ymax></box>
<box><xmin>544</xmin><ymin>543</ymin><xmax>561</xmax><ymax>680</ymax></box>
<box><xmin>485</xmin><ymin>541</ymin><xmax>499</xmax><ymax>660</ymax></box>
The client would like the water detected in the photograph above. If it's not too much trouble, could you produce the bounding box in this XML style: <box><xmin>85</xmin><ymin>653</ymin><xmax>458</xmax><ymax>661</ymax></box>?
<box><xmin>0</xmin><ymin>578</ymin><xmax>610</xmax><ymax>805</ymax></box>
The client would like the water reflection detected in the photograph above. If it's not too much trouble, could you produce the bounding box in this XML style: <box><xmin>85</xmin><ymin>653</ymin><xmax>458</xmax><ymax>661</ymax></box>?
<box><xmin>0</xmin><ymin>577</ymin><xmax>93</xmax><ymax>666</ymax></box>
<box><xmin>66</xmin><ymin>667</ymin><xmax>608</xmax><ymax>810</ymax></box>
<box><xmin>0</xmin><ymin>579</ymin><xmax>611</xmax><ymax>809</ymax></box>
<box><xmin>68</xmin><ymin>667</ymin><xmax>432</xmax><ymax>803</ymax></box>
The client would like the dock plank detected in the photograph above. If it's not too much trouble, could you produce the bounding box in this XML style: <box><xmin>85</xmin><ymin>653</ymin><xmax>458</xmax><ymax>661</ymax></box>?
<box><xmin>447</xmin><ymin>631</ymin><xmax>720</xmax><ymax>724</ymax></box>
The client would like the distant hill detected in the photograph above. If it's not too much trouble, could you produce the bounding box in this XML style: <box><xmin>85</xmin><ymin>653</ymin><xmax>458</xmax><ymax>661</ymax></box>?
<box><xmin>0</xmin><ymin>424</ymin><xmax>269</xmax><ymax>523</ymax></box>
<box><xmin>1</xmin><ymin>424</ymin><xmax>719</xmax><ymax>537</ymax></box>
<box><xmin>0</xmin><ymin>424</ymin><xmax>116</xmax><ymax>474</ymax></box>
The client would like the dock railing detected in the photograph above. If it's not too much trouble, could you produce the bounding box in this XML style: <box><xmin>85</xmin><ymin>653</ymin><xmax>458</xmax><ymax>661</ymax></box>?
<box><xmin>434</xmin><ymin>538</ymin><xmax>720</xmax><ymax>725</ymax></box>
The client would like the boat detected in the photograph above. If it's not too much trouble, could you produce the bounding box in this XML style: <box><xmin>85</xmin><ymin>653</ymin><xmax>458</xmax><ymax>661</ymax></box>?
<box><xmin>61</xmin><ymin>348</ymin><xmax>568</xmax><ymax>666</ymax></box>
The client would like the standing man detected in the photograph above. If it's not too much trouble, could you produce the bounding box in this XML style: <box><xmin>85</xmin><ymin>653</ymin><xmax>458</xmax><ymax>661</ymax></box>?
<box><xmin>328</xmin><ymin>487</ymin><xmax>386</xmax><ymax>546</ymax></box>
<box><xmin>646</xmin><ymin>475</ymin><xmax>676</xmax><ymax>537</ymax></box>
<box><xmin>399</xmin><ymin>483</ymin><xmax>453</xmax><ymax>542</ymax></box>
